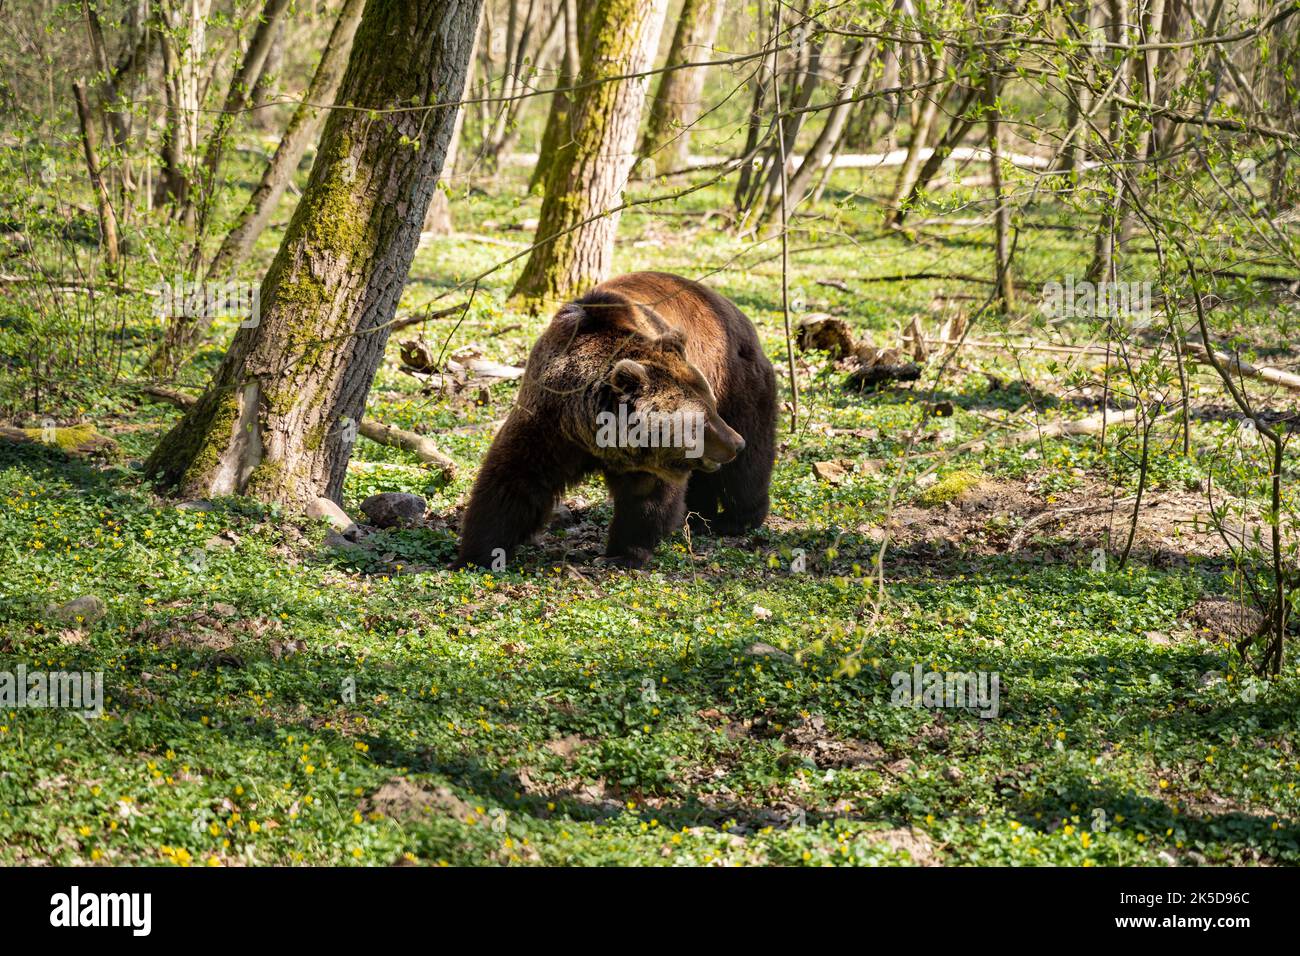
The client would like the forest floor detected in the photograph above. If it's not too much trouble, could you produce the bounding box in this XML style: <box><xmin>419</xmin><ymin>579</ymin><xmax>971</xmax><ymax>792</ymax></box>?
<box><xmin>1</xmin><ymin>164</ymin><xmax>1299</xmax><ymax>866</ymax></box>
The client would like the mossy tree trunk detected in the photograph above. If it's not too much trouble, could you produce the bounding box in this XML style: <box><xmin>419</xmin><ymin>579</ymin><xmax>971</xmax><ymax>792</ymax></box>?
<box><xmin>511</xmin><ymin>0</ymin><xmax>669</xmax><ymax>306</ymax></box>
<box><xmin>145</xmin><ymin>0</ymin><xmax>484</xmax><ymax>510</ymax></box>
<box><xmin>638</xmin><ymin>0</ymin><xmax>725</xmax><ymax>176</ymax></box>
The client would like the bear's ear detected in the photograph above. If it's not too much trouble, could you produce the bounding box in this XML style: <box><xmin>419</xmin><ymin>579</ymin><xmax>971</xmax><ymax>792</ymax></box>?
<box><xmin>657</xmin><ymin>328</ymin><xmax>687</xmax><ymax>355</ymax></box>
<box><xmin>609</xmin><ymin>359</ymin><xmax>649</xmax><ymax>394</ymax></box>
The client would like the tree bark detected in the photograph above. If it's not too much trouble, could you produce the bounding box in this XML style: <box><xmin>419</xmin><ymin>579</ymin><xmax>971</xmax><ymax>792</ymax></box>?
<box><xmin>638</xmin><ymin>0</ymin><xmax>726</xmax><ymax>175</ymax></box>
<box><xmin>145</xmin><ymin>0</ymin><xmax>484</xmax><ymax>509</ymax></box>
<box><xmin>511</xmin><ymin>0</ymin><xmax>669</xmax><ymax>305</ymax></box>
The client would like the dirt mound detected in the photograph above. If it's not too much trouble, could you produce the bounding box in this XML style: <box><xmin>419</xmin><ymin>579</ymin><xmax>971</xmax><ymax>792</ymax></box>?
<box><xmin>1188</xmin><ymin>596</ymin><xmax>1264</xmax><ymax>641</ymax></box>
<box><xmin>888</xmin><ymin>476</ymin><xmax>1038</xmax><ymax>553</ymax></box>
<box><xmin>359</xmin><ymin>778</ymin><xmax>474</xmax><ymax>823</ymax></box>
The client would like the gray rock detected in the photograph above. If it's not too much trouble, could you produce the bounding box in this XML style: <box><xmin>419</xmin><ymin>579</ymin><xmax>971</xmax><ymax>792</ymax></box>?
<box><xmin>50</xmin><ymin>595</ymin><xmax>107</xmax><ymax>624</ymax></box>
<box><xmin>176</xmin><ymin>499</ymin><xmax>215</xmax><ymax>512</ymax></box>
<box><xmin>745</xmin><ymin>642</ymin><xmax>794</xmax><ymax>663</ymax></box>
<box><xmin>359</xmin><ymin>492</ymin><xmax>427</xmax><ymax>529</ymax></box>
<box><xmin>323</xmin><ymin>531</ymin><xmax>363</xmax><ymax>550</ymax></box>
<box><xmin>307</xmin><ymin>496</ymin><xmax>354</xmax><ymax>532</ymax></box>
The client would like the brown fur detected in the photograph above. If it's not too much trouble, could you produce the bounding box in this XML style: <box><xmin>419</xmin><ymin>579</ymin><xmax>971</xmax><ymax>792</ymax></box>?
<box><xmin>456</xmin><ymin>272</ymin><xmax>777</xmax><ymax>569</ymax></box>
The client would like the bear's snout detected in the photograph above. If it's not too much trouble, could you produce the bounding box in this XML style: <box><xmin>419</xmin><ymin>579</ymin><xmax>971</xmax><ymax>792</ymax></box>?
<box><xmin>703</xmin><ymin>417</ymin><xmax>746</xmax><ymax>467</ymax></box>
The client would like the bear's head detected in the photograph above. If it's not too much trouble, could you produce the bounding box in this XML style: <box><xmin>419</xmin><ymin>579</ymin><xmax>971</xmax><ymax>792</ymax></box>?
<box><xmin>591</xmin><ymin>328</ymin><xmax>745</xmax><ymax>481</ymax></box>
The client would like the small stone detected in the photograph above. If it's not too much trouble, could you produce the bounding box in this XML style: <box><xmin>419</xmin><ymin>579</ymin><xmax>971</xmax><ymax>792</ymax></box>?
<box><xmin>745</xmin><ymin>641</ymin><xmax>793</xmax><ymax>663</ymax></box>
<box><xmin>204</xmin><ymin>531</ymin><xmax>239</xmax><ymax>550</ymax></box>
<box><xmin>942</xmin><ymin>765</ymin><xmax>963</xmax><ymax>782</ymax></box>
<box><xmin>813</xmin><ymin>460</ymin><xmax>849</xmax><ymax>484</ymax></box>
<box><xmin>176</xmin><ymin>499</ymin><xmax>215</xmax><ymax>512</ymax></box>
<box><xmin>49</xmin><ymin>595</ymin><xmax>106</xmax><ymax>625</ymax></box>
<box><xmin>307</xmin><ymin>496</ymin><xmax>355</xmax><ymax>534</ymax></box>
<box><xmin>359</xmin><ymin>492</ymin><xmax>426</xmax><ymax>529</ymax></box>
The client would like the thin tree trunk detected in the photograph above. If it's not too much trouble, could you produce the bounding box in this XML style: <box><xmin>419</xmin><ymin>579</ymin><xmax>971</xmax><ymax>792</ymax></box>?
<box><xmin>145</xmin><ymin>0</ymin><xmax>484</xmax><ymax>509</ymax></box>
<box><xmin>885</xmin><ymin>58</ymin><xmax>947</xmax><ymax>227</ymax></box>
<box><xmin>72</xmin><ymin>81</ymin><xmax>120</xmax><ymax>271</ymax></box>
<box><xmin>511</xmin><ymin>0</ymin><xmax>669</xmax><ymax>305</ymax></box>
<box><xmin>638</xmin><ymin>0</ymin><xmax>726</xmax><ymax>175</ymax></box>
<box><xmin>1118</xmin><ymin>0</ymin><xmax>1165</xmax><ymax>238</ymax></box>
<box><xmin>1061</xmin><ymin>1</ymin><xmax>1095</xmax><ymax>173</ymax></box>
<box><xmin>890</xmin><ymin>83</ymin><xmax>978</xmax><ymax>228</ymax></box>
<box><xmin>250</xmin><ymin>15</ymin><xmax>285</xmax><ymax>127</ymax></box>
<box><xmin>741</xmin><ymin>12</ymin><xmax>824</xmax><ymax>228</ymax></box>
<box><xmin>425</xmin><ymin>21</ymin><xmax>480</xmax><ymax>235</ymax></box>
<box><xmin>1088</xmin><ymin>0</ymin><xmax>1128</xmax><ymax>283</ymax></box>
<box><xmin>529</xmin><ymin>0</ymin><xmax>587</xmax><ymax>193</ymax></box>
<box><xmin>986</xmin><ymin>73</ymin><xmax>1013</xmax><ymax>310</ymax></box>
<box><xmin>192</xmin><ymin>0</ymin><xmax>294</xmax><ymax>261</ymax></box>
<box><xmin>757</xmin><ymin>36</ymin><xmax>875</xmax><ymax>235</ymax></box>
<box><xmin>155</xmin><ymin>0</ymin><xmax>212</xmax><ymax>224</ymax></box>
<box><xmin>204</xmin><ymin>0</ymin><xmax>366</xmax><ymax>280</ymax></box>
<box><xmin>82</xmin><ymin>0</ymin><xmax>136</xmax><ymax>193</ymax></box>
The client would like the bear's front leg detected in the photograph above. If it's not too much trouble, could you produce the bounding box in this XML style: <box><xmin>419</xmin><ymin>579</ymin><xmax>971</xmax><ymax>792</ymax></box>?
<box><xmin>455</xmin><ymin>412</ymin><xmax>571</xmax><ymax>569</ymax></box>
<box><xmin>604</xmin><ymin>471</ymin><xmax>687</xmax><ymax>568</ymax></box>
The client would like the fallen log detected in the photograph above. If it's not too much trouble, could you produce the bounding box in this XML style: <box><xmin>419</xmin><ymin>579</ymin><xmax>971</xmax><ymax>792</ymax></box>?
<box><xmin>928</xmin><ymin>336</ymin><xmax>1300</xmax><ymax>394</ymax></box>
<box><xmin>958</xmin><ymin>408</ymin><xmax>1144</xmax><ymax>455</ymax></box>
<box><xmin>1184</xmin><ymin>343</ymin><xmax>1300</xmax><ymax>394</ymax></box>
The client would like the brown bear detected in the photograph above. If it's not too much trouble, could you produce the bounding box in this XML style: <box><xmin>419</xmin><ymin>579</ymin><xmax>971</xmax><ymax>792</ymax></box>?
<box><xmin>455</xmin><ymin>271</ymin><xmax>777</xmax><ymax>569</ymax></box>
